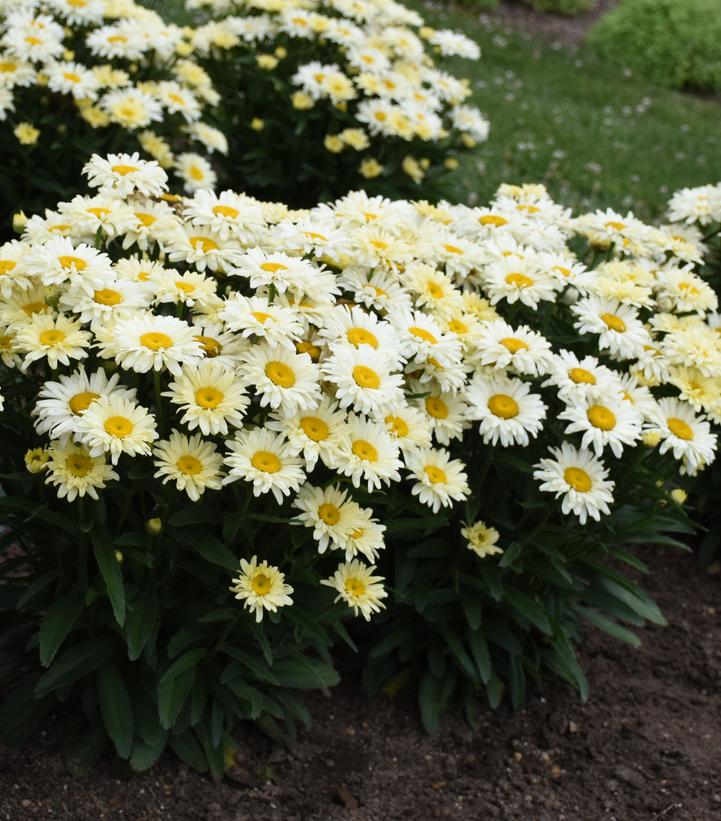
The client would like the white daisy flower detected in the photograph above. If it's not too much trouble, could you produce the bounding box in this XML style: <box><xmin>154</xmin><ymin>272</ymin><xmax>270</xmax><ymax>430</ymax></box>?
<box><xmin>292</xmin><ymin>483</ymin><xmax>368</xmax><ymax>554</ymax></box>
<box><xmin>322</xmin><ymin>345</ymin><xmax>404</xmax><ymax>418</ymax></box>
<box><xmin>644</xmin><ymin>398</ymin><xmax>717</xmax><ymax>473</ymax></box>
<box><xmin>45</xmin><ymin>437</ymin><xmax>118</xmax><ymax>502</ymax></box>
<box><xmin>153</xmin><ymin>430</ymin><xmax>224</xmax><ymax>502</ymax></box>
<box><xmin>224</xmin><ymin>428</ymin><xmax>305</xmax><ymax>504</ymax></box>
<box><xmin>404</xmin><ymin>446</ymin><xmax>470</xmax><ymax>513</ymax></box>
<box><xmin>533</xmin><ymin>442</ymin><xmax>615</xmax><ymax>524</ymax></box>
<box><xmin>559</xmin><ymin>390</ymin><xmax>643</xmax><ymax>458</ymax></box>
<box><xmin>321</xmin><ymin>560</ymin><xmax>387</xmax><ymax>621</ymax></box>
<box><xmin>75</xmin><ymin>394</ymin><xmax>158</xmax><ymax>464</ymax></box>
<box><xmin>239</xmin><ymin>345</ymin><xmax>321</xmax><ymax>416</ymax></box>
<box><xmin>466</xmin><ymin>373</ymin><xmax>546</xmax><ymax>447</ymax></box>
<box><xmin>472</xmin><ymin>319</ymin><xmax>553</xmax><ymax>376</ymax></box>
<box><xmin>266</xmin><ymin>397</ymin><xmax>345</xmax><ymax>471</ymax></box>
<box><xmin>571</xmin><ymin>295</ymin><xmax>651</xmax><ymax>360</ymax></box>
<box><xmin>230</xmin><ymin>556</ymin><xmax>294</xmax><ymax>623</ymax></box>
<box><xmin>17</xmin><ymin>313</ymin><xmax>90</xmax><ymax>370</ymax></box>
<box><xmin>331</xmin><ymin>414</ymin><xmax>402</xmax><ymax>491</ymax></box>
<box><xmin>220</xmin><ymin>295</ymin><xmax>304</xmax><ymax>350</ymax></box>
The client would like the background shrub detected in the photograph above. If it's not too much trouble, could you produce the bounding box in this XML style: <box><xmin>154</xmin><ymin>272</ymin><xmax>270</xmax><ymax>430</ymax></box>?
<box><xmin>588</xmin><ymin>0</ymin><xmax>721</xmax><ymax>91</ymax></box>
<box><xmin>525</xmin><ymin>0</ymin><xmax>595</xmax><ymax>14</ymax></box>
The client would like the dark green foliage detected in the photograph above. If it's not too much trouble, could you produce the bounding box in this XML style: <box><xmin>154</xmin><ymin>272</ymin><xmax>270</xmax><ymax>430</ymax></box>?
<box><xmin>589</xmin><ymin>0</ymin><xmax>721</xmax><ymax>92</ymax></box>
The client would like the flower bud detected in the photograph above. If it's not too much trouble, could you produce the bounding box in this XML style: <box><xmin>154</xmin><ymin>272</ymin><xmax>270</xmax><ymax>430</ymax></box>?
<box><xmin>146</xmin><ymin>517</ymin><xmax>163</xmax><ymax>536</ymax></box>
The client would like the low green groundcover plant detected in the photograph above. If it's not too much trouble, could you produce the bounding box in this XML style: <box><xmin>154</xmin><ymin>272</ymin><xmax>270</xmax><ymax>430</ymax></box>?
<box><xmin>176</xmin><ymin>0</ymin><xmax>488</xmax><ymax>206</ymax></box>
<box><xmin>588</xmin><ymin>0</ymin><xmax>721</xmax><ymax>92</ymax></box>
<box><xmin>0</xmin><ymin>154</ymin><xmax>715</xmax><ymax>775</ymax></box>
<box><xmin>525</xmin><ymin>0</ymin><xmax>595</xmax><ymax>15</ymax></box>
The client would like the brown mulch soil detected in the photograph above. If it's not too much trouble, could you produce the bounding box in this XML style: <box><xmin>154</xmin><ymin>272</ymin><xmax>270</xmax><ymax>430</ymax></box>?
<box><xmin>482</xmin><ymin>1</ymin><xmax>619</xmax><ymax>45</ymax></box>
<box><xmin>1</xmin><ymin>546</ymin><xmax>720</xmax><ymax>821</ymax></box>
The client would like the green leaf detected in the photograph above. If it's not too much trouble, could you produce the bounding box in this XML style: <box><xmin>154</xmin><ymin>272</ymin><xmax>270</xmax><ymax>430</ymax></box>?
<box><xmin>509</xmin><ymin>655</ymin><xmax>526</xmax><ymax>710</ymax></box>
<box><xmin>468</xmin><ymin>629</ymin><xmax>492</xmax><ymax>684</ymax></box>
<box><xmin>125</xmin><ymin>588</ymin><xmax>158</xmax><ymax>662</ymax></box>
<box><xmin>16</xmin><ymin>570</ymin><xmax>60</xmax><ymax>611</ymax></box>
<box><xmin>173</xmin><ymin>529</ymin><xmax>238</xmax><ymax>572</ymax></box>
<box><xmin>158</xmin><ymin>668</ymin><xmax>197</xmax><ymax>731</ymax></box>
<box><xmin>169</xmin><ymin>729</ymin><xmax>207</xmax><ymax>773</ymax></box>
<box><xmin>597</xmin><ymin>577</ymin><xmax>666</xmax><ymax>625</ymax></box>
<box><xmin>35</xmin><ymin>639</ymin><xmax>115</xmax><ymax>698</ymax></box>
<box><xmin>576</xmin><ymin>606</ymin><xmax>641</xmax><ymax>648</ymax></box>
<box><xmin>503</xmin><ymin>588</ymin><xmax>553</xmax><ymax>635</ymax></box>
<box><xmin>434</xmin><ymin>624</ymin><xmax>477</xmax><ymax>680</ymax></box>
<box><xmin>159</xmin><ymin>649</ymin><xmax>208</xmax><ymax>686</ymax></box>
<box><xmin>38</xmin><ymin>585</ymin><xmax>86</xmax><ymax>667</ymax></box>
<box><xmin>418</xmin><ymin>671</ymin><xmax>443</xmax><ymax>733</ymax></box>
<box><xmin>91</xmin><ymin>528</ymin><xmax>126</xmax><ymax>626</ymax></box>
<box><xmin>130</xmin><ymin>735</ymin><xmax>167</xmax><ymax>772</ymax></box>
<box><xmin>271</xmin><ymin>655</ymin><xmax>339</xmax><ymax>689</ymax></box>
<box><xmin>97</xmin><ymin>663</ymin><xmax>134</xmax><ymax>759</ymax></box>
<box><xmin>499</xmin><ymin>540</ymin><xmax>524</xmax><ymax>568</ymax></box>
<box><xmin>63</xmin><ymin>724</ymin><xmax>108</xmax><ymax>777</ymax></box>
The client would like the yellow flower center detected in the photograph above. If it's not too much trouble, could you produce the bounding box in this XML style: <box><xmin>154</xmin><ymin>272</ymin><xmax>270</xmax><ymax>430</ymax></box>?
<box><xmin>195</xmin><ymin>386</ymin><xmax>224</xmax><ymax>409</ymax></box>
<box><xmin>554</xmin><ymin>266</ymin><xmax>571</xmax><ymax>277</ymax></box>
<box><xmin>296</xmin><ymin>340</ymin><xmax>320</xmax><ymax>360</ymax></box>
<box><xmin>385</xmin><ymin>414</ymin><xmax>409</xmax><ymax>438</ymax></box>
<box><xmin>600</xmin><ymin>312</ymin><xmax>626</xmax><ymax>333</ymax></box>
<box><xmin>0</xmin><ymin>62</ymin><xmax>18</xmax><ymax>72</ymax></box>
<box><xmin>104</xmin><ymin>415</ymin><xmax>134</xmax><ymax>438</ymax></box>
<box><xmin>352</xmin><ymin>365</ymin><xmax>380</xmax><ymax>389</ymax></box>
<box><xmin>251</xmin><ymin>311</ymin><xmax>273</xmax><ymax>324</ymax></box>
<box><xmin>93</xmin><ymin>288</ymin><xmax>123</xmax><ymax>306</ymax></box>
<box><xmin>427</xmin><ymin>281</ymin><xmax>444</xmax><ymax>299</ymax></box>
<box><xmin>0</xmin><ymin>260</ymin><xmax>17</xmax><ymax>274</ymax></box>
<box><xmin>667</xmin><ymin>417</ymin><xmax>694</xmax><ymax>441</ymax></box>
<box><xmin>500</xmin><ymin>337</ymin><xmax>529</xmax><ymax>354</ymax></box>
<box><xmin>251</xmin><ymin>450</ymin><xmax>281</xmax><ymax>473</ymax></box>
<box><xmin>318</xmin><ymin>503</ymin><xmax>341</xmax><ymax>525</ymax></box>
<box><xmin>300</xmin><ymin>416</ymin><xmax>329</xmax><ymax>441</ymax></box>
<box><xmin>251</xmin><ymin>572</ymin><xmax>271</xmax><ymax>595</ymax></box>
<box><xmin>370</xmin><ymin>239</ymin><xmax>388</xmax><ymax>250</ymax></box>
<box><xmin>424</xmin><ymin>465</ymin><xmax>447</xmax><ymax>484</ymax></box>
<box><xmin>259</xmin><ymin>261</ymin><xmax>288</xmax><ymax>273</ymax></box>
<box><xmin>587</xmin><ymin>405</ymin><xmax>616</xmax><ymax>431</ymax></box>
<box><xmin>346</xmin><ymin>327</ymin><xmax>378</xmax><ymax>349</ymax></box>
<box><xmin>488</xmin><ymin>393</ymin><xmax>519</xmax><ymax>419</ymax></box>
<box><xmin>107</xmin><ymin>34</ymin><xmax>128</xmax><ymax>44</ymax></box>
<box><xmin>265</xmin><ymin>361</ymin><xmax>296</xmax><ymax>388</ymax></box>
<box><xmin>344</xmin><ymin>578</ymin><xmax>366</xmax><ymax>597</ymax></box>
<box><xmin>568</xmin><ymin>367</ymin><xmax>596</xmax><ymax>385</ymax></box>
<box><xmin>195</xmin><ymin>335</ymin><xmax>222</xmax><ymax>357</ymax></box>
<box><xmin>505</xmin><ymin>272</ymin><xmax>534</xmax><ymax>289</ymax></box>
<box><xmin>87</xmin><ymin>207</ymin><xmax>111</xmax><ymax>218</ymax></box>
<box><xmin>443</xmin><ymin>243</ymin><xmax>463</xmax><ymax>254</ymax></box>
<box><xmin>190</xmin><ymin>236</ymin><xmax>218</xmax><ymax>252</ymax></box>
<box><xmin>66</xmin><ymin>452</ymin><xmax>93</xmax><ymax>477</ymax></box>
<box><xmin>140</xmin><ymin>331</ymin><xmax>173</xmax><ymax>351</ymax></box>
<box><xmin>38</xmin><ymin>329</ymin><xmax>66</xmax><ymax>346</ymax></box>
<box><xmin>479</xmin><ymin>215</ymin><xmax>508</xmax><ymax>227</ymax></box>
<box><xmin>176</xmin><ymin>455</ymin><xmax>203</xmax><ymax>475</ymax></box>
<box><xmin>212</xmin><ymin>204</ymin><xmax>239</xmax><ymax>219</ymax></box>
<box><xmin>605</xmin><ymin>221</ymin><xmax>626</xmax><ymax>231</ymax></box>
<box><xmin>58</xmin><ymin>255</ymin><xmax>87</xmax><ymax>271</ymax></box>
<box><xmin>304</xmin><ymin>230</ymin><xmax>328</xmax><ymax>241</ymax></box>
<box><xmin>425</xmin><ymin>396</ymin><xmax>448</xmax><ymax>420</ymax></box>
<box><xmin>189</xmin><ymin>166</ymin><xmax>204</xmax><ymax>181</ymax></box>
<box><xmin>409</xmin><ymin>326</ymin><xmax>438</xmax><ymax>344</ymax></box>
<box><xmin>563</xmin><ymin>467</ymin><xmax>592</xmax><ymax>493</ymax></box>
<box><xmin>175</xmin><ymin>280</ymin><xmax>195</xmax><ymax>294</ymax></box>
<box><xmin>62</xmin><ymin>71</ymin><xmax>81</xmax><ymax>83</ymax></box>
<box><xmin>135</xmin><ymin>211</ymin><xmax>156</xmax><ymax>227</ymax></box>
<box><xmin>22</xmin><ymin>301</ymin><xmax>46</xmax><ymax>316</ymax></box>
<box><xmin>447</xmin><ymin>319</ymin><xmax>468</xmax><ymax>334</ymax></box>
<box><xmin>69</xmin><ymin>391</ymin><xmax>100</xmax><ymax>415</ymax></box>
<box><xmin>351</xmin><ymin>439</ymin><xmax>378</xmax><ymax>462</ymax></box>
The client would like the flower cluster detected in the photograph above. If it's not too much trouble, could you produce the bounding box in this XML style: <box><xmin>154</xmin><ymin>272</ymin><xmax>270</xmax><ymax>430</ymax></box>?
<box><xmin>184</xmin><ymin>0</ymin><xmax>488</xmax><ymax>203</ymax></box>
<box><xmin>0</xmin><ymin>0</ymin><xmax>224</xmax><ymax>228</ymax></box>
<box><xmin>1</xmin><ymin>154</ymin><xmax>718</xmax><ymax>625</ymax></box>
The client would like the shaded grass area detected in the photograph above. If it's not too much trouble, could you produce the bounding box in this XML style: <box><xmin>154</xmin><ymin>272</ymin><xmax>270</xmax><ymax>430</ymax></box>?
<box><xmin>422</xmin><ymin>1</ymin><xmax>721</xmax><ymax>218</ymax></box>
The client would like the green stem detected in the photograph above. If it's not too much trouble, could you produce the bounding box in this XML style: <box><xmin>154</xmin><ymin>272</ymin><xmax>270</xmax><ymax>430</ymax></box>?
<box><xmin>154</xmin><ymin>370</ymin><xmax>165</xmax><ymax>436</ymax></box>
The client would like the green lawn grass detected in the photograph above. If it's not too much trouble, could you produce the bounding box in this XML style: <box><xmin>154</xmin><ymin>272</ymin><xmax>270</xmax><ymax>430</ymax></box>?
<box><xmin>419</xmin><ymin>1</ymin><xmax>721</xmax><ymax>219</ymax></box>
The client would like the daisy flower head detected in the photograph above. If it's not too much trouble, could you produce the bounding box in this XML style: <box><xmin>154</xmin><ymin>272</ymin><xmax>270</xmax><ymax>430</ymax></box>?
<box><xmin>267</xmin><ymin>397</ymin><xmax>346</xmax><ymax>471</ymax></box>
<box><xmin>58</xmin><ymin>276</ymin><xmax>148</xmax><ymax>326</ymax></box>
<box><xmin>389</xmin><ymin>308</ymin><xmax>463</xmax><ymax>370</ymax></box>
<box><xmin>645</xmin><ymin>398</ymin><xmax>717</xmax><ymax>474</ymax></box>
<box><xmin>331</xmin><ymin>413</ymin><xmax>403</xmax><ymax>491</ymax></box>
<box><xmin>466</xmin><ymin>372</ymin><xmax>546</xmax><ymax>447</ymax></box>
<box><xmin>339</xmin><ymin>266</ymin><xmax>412</xmax><ymax>314</ymax></box>
<box><xmin>317</xmin><ymin>304</ymin><xmax>401</xmax><ymax>362</ymax></box>
<box><xmin>228</xmin><ymin>248</ymin><xmax>317</xmax><ymax>295</ymax></box>
<box><xmin>75</xmin><ymin>393</ymin><xmax>158</xmax><ymax>464</ymax></box>
<box><xmin>559</xmin><ymin>390</ymin><xmax>643</xmax><ymax>458</ymax></box>
<box><xmin>100</xmin><ymin>87</ymin><xmax>163</xmax><ymax>130</ymax></box>
<box><xmin>472</xmin><ymin>319</ymin><xmax>553</xmax><ymax>376</ymax></box>
<box><xmin>24</xmin><ymin>237</ymin><xmax>113</xmax><ymax>287</ymax></box>
<box><xmin>165</xmin><ymin>224</ymin><xmax>244</xmax><ymax>273</ymax></box>
<box><xmin>416</xmin><ymin>387</ymin><xmax>470</xmax><ymax>445</ymax></box>
<box><xmin>96</xmin><ymin>312</ymin><xmax>203</xmax><ymax>376</ymax></box>
<box><xmin>183</xmin><ymin>189</ymin><xmax>266</xmax><ymax>243</ymax></box>
<box><xmin>223</xmin><ymin>427</ymin><xmax>305</xmax><ymax>504</ymax></box>
<box><xmin>543</xmin><ymin>350</ymin><xmax>618</xmax><ymax>401</ymax></box>
<box><xmin>154</xmin><ymin>268</ymin><xmax>218</xmax><ymax>308</ymax></box>
<box><xmin>336</xmin><ymin>505</ymin><xmax>387</xmax><ymax>564</ymax></box>
<box><xmin>190</xmin><ymin>320</ymin><xmax>249</xmax><ymax>368</ymax></box>
<box><xmin>153</xmin><ymin>430</ymin><xmax>223</xmax><ymax>501</ymax></box>
<box><xmin>383</xmin><ymin>404</ymin><xmax>433</xmax><ymax>454</ymax></box>
<box><xmin>292</xmin><ymin>483</ymin><xmax>368</xmax><ymax>554</ymax></box>
<box><xmin>33</xmin><ymin>367</ymin><xmax>135</xmax><ymax>438</ymax></box>
<box><xmin>230</xmin><ymin>556</ymin><xmax>294</xmax><ymax>623</ymax></box>
<box><xmin>83</xmin><ymin>152</ymin><xmax>168</xmax><ymax>198</ymax></box>
<box><xmin>239</xmin><ymin>344</ymin><xmax>321</xmax><ymax>416</ymax></box>
<box><xmin>461</xmin><ymin>520</ymin><xmax>502</xmax><ymax>559</ymax></box>
<box><xmin>219</xmin><ymin>294</ymin><xmax>304</xmax><ymax>350</ymax></box>
<box><xmin>482</xmin><ymin>256</ymin><xmax>559</xmax><ymax>309</ymax></box>
<box><xmin>533</xmin><ymin>442</ymin><xmax>615</xmax><ymax>524</ymax></box>
<box><xmin>164</xmin><ymin>359</ymin><xmax>249</xmax><ymax>436</ymax></box>
<box><xmin>17</xmin><ymin>312</ymin><xmax>91</xmax><ymax>370</ymax></box>
<box><xmin>321</xmin><ymin>560</ymin><xmax>387</xmax><ymax>621</ymax></box>
<box><xmin>0</xmin><ymin>240</ymin><xmax>31</xmax><ymax>299</ymax></box>
<box><xmin>175</xmin><ymin>152</ymin><xmax>217</xmax><ymax>193</ymax></box>
<box><xmin>45</xmin><ymin>437</ymin><xmax>118</xmax><ymax>502</ymax></box>
<box><xmin>404</xmin><ymin>446</ymin><xmax>470</xmax><ymax>513</ymax></box>
<box><xmin>571</xmin><ymin>295</ymin><xmax>651</xmax><ymax>360</ymax></box>
<box><xmin>321</xmin><ymin>345</ymin><xmax>404</xmax><ymax>418</ymax></box>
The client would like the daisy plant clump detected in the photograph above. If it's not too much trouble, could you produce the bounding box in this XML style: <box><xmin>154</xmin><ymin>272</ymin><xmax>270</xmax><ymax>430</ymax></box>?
<box><xmin>183</xmin><ymin>0</ymin><xmax>488</xmax><ymax>206</ymax></box>
<box><xmin>0</xmin><ymin>0</ymin><xmax>226</xmax><ymax>236</ymax></box>
<box><xmin>0</xmin><ymin>156</ymin><xmax>714</xmax><ymax>772</ymax></box>
<box><xmin>661</xmin><ymin>181</ymin><xmax>721</xmax><ymax>565</ymax></box>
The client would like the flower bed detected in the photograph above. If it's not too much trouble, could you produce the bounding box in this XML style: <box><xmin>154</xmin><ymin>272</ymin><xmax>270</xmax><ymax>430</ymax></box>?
<box><xmin>0</xmin><ymin>153</ymin><xmax>715</xmax><ymax>773</ymax></box>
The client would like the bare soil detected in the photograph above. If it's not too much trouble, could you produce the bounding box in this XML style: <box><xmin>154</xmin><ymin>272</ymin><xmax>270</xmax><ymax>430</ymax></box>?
<box><xmin>1</xmin><ymin>546</ymin><xmax>720</xmax><ymax>821</ymax></box>
<box><xmin>482</xmin><ymin>1</ymin><xmax>618</xmax><ymax>46</ymax></box>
